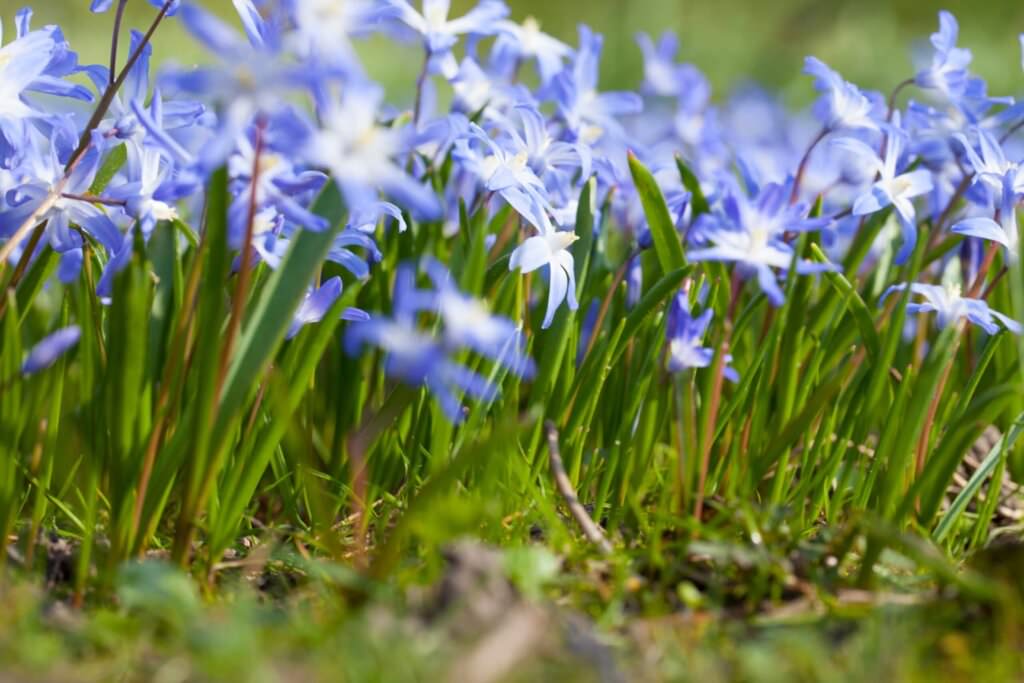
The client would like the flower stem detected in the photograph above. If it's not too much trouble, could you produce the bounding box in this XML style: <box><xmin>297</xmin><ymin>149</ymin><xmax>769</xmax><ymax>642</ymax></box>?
<box><xmin>886</xmin><ymin>78</ymin><xmax>915</xmax><ymax>121</ymax></box>
<box><xmin>694</xmin><ymin>269</ymin><xmax>740</xmax><ymax>526</ymax></box>
<box><xmin>967</xmin><ymin>239</ymin><xmax>1001</xmax><ymax>299</ymax></box>
<box><xmin>412</xmin><ymin>47</ymin><xmax>431</xmax><ymax>127</ymax></box>
<box><xmin>216</xmin><ymin>118</ymin><xmax>267</xmax><ymax>401</ymax></box>
<box><xmin>109</xmin><ymin>0</ymin><xmax>130</xmax><ymax>85</ymax></box>
<box><xmin>61</xmin><ymin>192</ymin><xmax>127</xmax><ymax>207</ymax></box>
<box><xmin>790</xmin><ymin>127</ymin><xmax>828</xmax><ymax>204</ymax></box>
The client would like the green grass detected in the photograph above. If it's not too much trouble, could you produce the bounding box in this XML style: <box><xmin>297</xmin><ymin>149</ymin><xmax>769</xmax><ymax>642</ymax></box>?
<box><xmin>2</xmin><ymin>152</ymin><xmax>1023</xmax><ymax>679</ymax></box>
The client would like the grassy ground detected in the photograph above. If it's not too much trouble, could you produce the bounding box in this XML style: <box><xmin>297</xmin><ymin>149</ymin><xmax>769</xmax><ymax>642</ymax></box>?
<box><xmin>4</xmin><ymin>528</ymin><xmax>1024</xmax><ymax>681</ymax></box>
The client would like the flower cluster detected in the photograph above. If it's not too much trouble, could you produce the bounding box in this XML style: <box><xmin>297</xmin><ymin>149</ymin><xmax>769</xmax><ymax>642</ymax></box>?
<box><xmin>2</xmin><ymin>2</ymin><xmax>1023</xmax><ymax>415</ymax></box>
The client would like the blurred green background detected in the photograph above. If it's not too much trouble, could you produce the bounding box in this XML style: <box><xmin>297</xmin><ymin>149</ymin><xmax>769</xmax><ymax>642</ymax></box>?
<box><xmin>8</xmin><ymin>0</ymin><xmax>1024</xmax><ymax>101</ymax></box>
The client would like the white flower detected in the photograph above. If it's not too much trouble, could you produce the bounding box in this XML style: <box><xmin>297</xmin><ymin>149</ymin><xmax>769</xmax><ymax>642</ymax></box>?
<box><xmin>509</xmin><ymin>225</ymin><xmax>579</xmax><ymax>329</ymax></box>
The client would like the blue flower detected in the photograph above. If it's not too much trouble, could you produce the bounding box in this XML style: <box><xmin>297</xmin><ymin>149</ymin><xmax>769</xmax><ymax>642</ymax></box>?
<box><xmin>954</xmin><ymin>128</ymin><xmax>1017</xmax><ymax>193</ymax></box>
<box><xmin>665</xmin><ymin>292</ymin><xmax>738</xmax><ymax>380</ymax></box>
<box><xmin>636</xmin><ymin>31</ymin><xmax>684</xmax><ymax>98</ymax></box>
<box><xmin>503</xmin><ymin>104</ymin><xmax>592</xmax><ymax>187</ymax></box>
<box><xmin>347</xmin><ymin>201</ymin><xmax>407</xmax><ymax>234</ymax></box>
<box><xmin>22</xmin><ymin>325</ymin><xmax>81</xmax><ymax>375</ymax></box>
<box><xmin>453</xmin><ymin>122</ymin><xmax>553</xmax><ymax>232</ymax></box>
<box><xmin>244</xmin><ymin>211</ymin><xmax>380</xmax><ymax>280</ymax></box>
<box><xmin>804</xmin><ymin>57</ymin><xmax>880</xmax><ymax>133</ymax></box>
<box><xmin>127</xmin><ymin>89</ymin><xmax>209</xmax><ymax>183</ymax></box>
<box><xmin>951</xmin><ymin>77</ymin><xmax>1019</xmax><ymax>133</ymax></box>
<box><xmin>951</xmin><ymin>129</ymin><xmax>1023</xmax><ymax>260</ymax></box>
<box><xmin>688</xmin><ymin>182</ymin><xmax>834</xmax><ymax>306</ymax></box>
<box><xmin>346</xmin><ymin>260</ymin><xmax>531</xmax><ymax>422</ymax></box>
<box><xmin>227</xmin><ymin>121</ymin><xmax>330</xmax><ymax>245</ymax></box>
<box><xmin>88</xmin><ymin>29</ymin><xmax>205</xmax><ymax>150</ymax></box>
<box><xmin>301</xmin><ymin>83</ymin><xmax>441</xmax><ymax>221</ymax></box>
<box><xmin>493</xmin><ymin>16</ymin><xmax>572</xmax><ymax>85</ymax></box>
<box><xmin>830</xmin><ymin>117</ymin><xmax>933</xmax><ymax>264</ymax></box>
<box><xmin>160</xmin><ymin>1</ymin><xmax>317</xmax><ymax>170</ymax></box>
<box><xmin>448</xmin><ymin>55</ymin><xmax>533</xmax><ymax>121</ymax></box>
<box><xmin>326</xmin><ymin>228</ymin><xmax>383</xmax><ymax>281</ymax></box>
<box><xmin>16</xmin><ymin>10</ymin><xmax>94</xmax><ymax>105</ymax></box>
<box><xmin>282</xmin><ymin>0</ymin><xmax>381</xmax><ymax>77</ymax></box>
<box><xmin>424</xmin><ymin>260</ymin><xmax>533</xmax><ymax>373</ymax></box>
<box><xmin>882</xmin><ymin>282</ymin><xmax>1022</xmax><ymax>335</ymax></box>
<box><xmin>381</xmin><ymin>0</ymin><xmax>508</xmax><ymax>77</ymax></box>
<box><xmin>915</xmin><ymin>11</ymin><xmax>971</xmax><ymax>99</ymax></box>
<box><xmin>0</xmin><ymin>15</ymin><xmax>92</xmax><ymax>167</ymax></box>
<box><xmin>0</xmin><ymin>134</ymin><xmax>121</xmax><ymax>281</ymax></box>
<box><xmin>545</xmin><ymin>26</ymin><xmax>642</xmax><ymax>144</ymax></box>
<box><xmin>104</xmin><ymin>143</ymin><xmax>181</xmax><ymax>237</ymax></box>
<box><xmin>286</xmin><ymin>276</ymin><xmax>368</xmax><ymax>340</ymax></box>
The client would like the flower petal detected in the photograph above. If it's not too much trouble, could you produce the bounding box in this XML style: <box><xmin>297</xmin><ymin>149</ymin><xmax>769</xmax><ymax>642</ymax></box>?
<box><xmin>951</xmin><ymin>217</ymin><xmax>1010</xmax><ymax>247</ymax></box>
<box><xmin>509</xmin><ymin>235</ymin><xmax>551</xmax><ymax>273</ymax></box>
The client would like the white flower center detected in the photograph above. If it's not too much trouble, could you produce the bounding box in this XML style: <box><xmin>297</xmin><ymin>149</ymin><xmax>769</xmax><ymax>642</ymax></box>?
<box><xmin>546</xmin><ymin>230</ymin><xmax>579</xmax><ymax>252</ymax></box>
<box><xmin>235</xmin><ymin>65</ymin><xmax>257</xmax><ymax>90</ymax></box>
<box><xmin>258</xmin><ymin>153</ymin><xmax>283</xmax><ymax>177</ymax></box>
<box><xmin>425</xmin><ymin>4</ymin><xmax>448</xmax><ymax>31</ymax></box>
<box><xmin>309</xmin><ymin>0</ymin><xmax>344</xmax><ymax>21</ymax></box>
<box><xmin>481</xmin><ymin>151</ymin><xmax>529</xmax><ymax>184</ymax></box>
<box><xmin>380</xmin><ymin>323</ymin><xmax>429</xmax><ymax>356</ymax></box>
<box><xmin>253</xmin><ymin>209</ymin><xmax>277</xmax><ymax>236</ymax></box>
<box><xmin>520</xmin><ymin>16</ymin><xmax>542</xmax><ymax>52</ymax></box>
<box><xmin>510</xmin><ymin>151</ymin><xmax>528</xmax><ymax>172</ymax></box>
<box><xmin>887</xmin><ymin>175</ymin><xmax>914</xmax><ymax>197</ymax></box>
<box><xmin>442</xmin><ymin>291</ymin><xmax>495</xmax><ymax>337</ymax></box>
<box><xmin>580</xmin><ymin>124</ymin><xmax>605</xmax><ymax>145</ymax></box>
<box><xmin>149</xmin><ymin>200</ymin><xmax>178</xmax><ymax>222</ymax></box>
<box><xmin>749</xmin><ymin>225</ymin><xmax>770</xmax><ymax>252</ymax></box>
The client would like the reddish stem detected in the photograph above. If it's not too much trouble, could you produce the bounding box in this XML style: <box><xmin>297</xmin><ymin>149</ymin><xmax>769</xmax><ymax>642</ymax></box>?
<box><xmin>790</xmin><ymin>127</ymin><xmax>828</xmax><ymax>204</ymax></box>
<box><xmin>216</xmin><ymin>119</ymin><xmax>267</xmax><ymax>401</ymax></box>
<box><xmin>694</xmin><ymin>269</ymin><xmax>741</xmax><ymax>525</ymax></box>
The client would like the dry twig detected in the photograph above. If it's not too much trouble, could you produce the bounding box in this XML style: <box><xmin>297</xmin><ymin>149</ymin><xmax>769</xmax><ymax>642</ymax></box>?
<box><xmin>545</xmin><ymin>421</ymin><xmax>613</xmax><ymax>555</ymax></box>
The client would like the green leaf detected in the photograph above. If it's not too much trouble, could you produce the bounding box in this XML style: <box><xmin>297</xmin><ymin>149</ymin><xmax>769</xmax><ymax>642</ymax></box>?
<box><xmin>810</xmin><ymin>243</ymin><xmax>880</xmax><ymax>362</ymax></box>
<box><xmin>209</xmin><ymin>284</ymin><xmax>360</xmax><ymax>558</ymax></box>
<box><xmin>628</xmin><ymin>152</ymin><xmax>686</xmax><ymax>275</ymax></box>
<box><xmin>88</xmin><ymin>143</ymin><xmax>128</xmax><ymax>195</ymax></box>
<box><xmin>755</xmin><ymin>364</ymin><xmax>851</xmax><ymax>482</ymax></box>
<box><xmin>841</xmin><ymin>209</ymin><xmax>891</xmax><ymax>275</ymax></box>
<box><xmin>146</xmin><ymin>222</ymin><xmax>178</xmax><ymax>382</ymax></box>
<box><xmin>909</xmin><ymin>384</ymin><xmax>1018</xmax><ymax>527</ymax></box>
<box><xmin>612</xmin><ymin>266</ymin><xmax>690</xmax><ymax>364</ymax></box>
<box><xmin>14</xmin><ymin>247</ymin><xmax>58</xmax><ymax>326</ymax></box>
<box><xmin>216</xmin><ymin>182</ymin><xmax>346</xmax><ymax>424</ymax></box>
<box><xmin>105</xmin><ymin>230</ymin><xmax>151</xmax><ymax>495</ymax></box>
<box><xmin>573</xmin><ymin>176</ymin><xmax>597</xmax><ymax>291</ymax></box>
<box><xmin>875</xmin><ymin>325</ymin><xmax>959</xmax><ymax>519</ymax></box>
<box><xmin>455</xmin><ymin>199</ymin><xmax>488</xmax><ymax>296</ymax></box>
<box><xmin>674</xmin><ymin>155</ymin><xmax>709</xmax><ymax>217</ymax></box>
